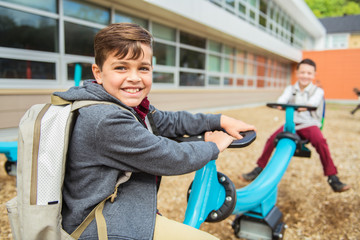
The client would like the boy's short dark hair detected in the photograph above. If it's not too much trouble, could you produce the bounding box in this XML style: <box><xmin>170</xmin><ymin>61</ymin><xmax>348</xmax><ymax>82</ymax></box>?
<box><xmin>297</xmin><ymin>58</ymin><xmax>316</xmax><ymax>71</ymax></box>
<box><xmin>94</xmin><ymin>22</ymin><xmax>153</xmax><ymax>69</ymax></box>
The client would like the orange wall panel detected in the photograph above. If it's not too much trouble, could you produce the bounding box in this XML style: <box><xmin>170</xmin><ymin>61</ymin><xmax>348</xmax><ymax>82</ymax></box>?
<box><xmin>292</xmin><ymin>49</ymin><xmax>360</xmax><ymax>100</ymax></box>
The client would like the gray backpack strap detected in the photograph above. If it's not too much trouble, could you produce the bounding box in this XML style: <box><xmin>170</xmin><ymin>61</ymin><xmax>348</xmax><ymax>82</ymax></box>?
<box><xmin>53</xmin><ymin>96</ymin><xmax>135</xmax><ymax>240</ymax></box>
<box><xmin>71</xmin><ymin>100</ymin><xmax>134</xmax><ymax>240</ymax></box>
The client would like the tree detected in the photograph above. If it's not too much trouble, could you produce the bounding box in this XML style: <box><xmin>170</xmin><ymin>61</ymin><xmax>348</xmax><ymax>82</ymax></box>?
<box><xmin>305</xmin><ymin>0</ymin><xmax>360</xmax><ymax>17</ymax></box>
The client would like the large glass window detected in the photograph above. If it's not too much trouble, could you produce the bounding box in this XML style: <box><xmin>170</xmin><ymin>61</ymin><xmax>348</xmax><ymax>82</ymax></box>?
<box><xmin>1</xmin><ymin>0</ymin><xmax>57</xmax><ymax>13</ymax></box>
<box><xmin>0</xmin><ymin>7</ymin><xmax>58</xmax><ymax>52</ymax></box>
<box><xmin>236</xmin><ymin>50</ymin><xmax>245</xmax><ymax>75</ymax></box>
<box><xmin>247</xmin><ymin>53</ymin><xmax>256</xmax><ymax>76</ymax></box>
<box><xmin>0</xmin><ymin>58</ymin><xmax>55</xmax><ymax>79</ymax></box>
<box><xmin>223</xmin><ymin>58</ymin><xmax>234</xmax><ymax>73</ymax></box>
<box><xmin>208</xmin><ymin>76</ymin><xmax>220</xmax><ymax>85</ymax></box>
<box><xmin>224</xmin><ymin>77</ymin><xmax>233</xmax><ymax>86</ymax></box>
<box><xmin>153</xmin><ymin>42</ymin><xmax>176</xmax><ymax>66</ymax></box>
<box><xmin>259</xmin><ymin>0</ymin><xmax>267</xmax><ymax>28</ymax></box>
<box><xmin>63</xmin><ymin>0</ymin><xmax>110</xmax><ymax>25</ymax></box>
<box><xmin>207</xmin><ymin>0</ymin><xmax>312</xmax><ymax>49</ymax></box>
<box><xmin>208</xmin><ymin>40</ymin><xmax>221</xmax><ymax>53</ymax></box>
<box><xmin>180</xmin><ymin>72</ymin><xmax>205</xmax><ymax>86</ymax></box>
<box><xmin>114</xmin><ymin>11</ymin><xmax>148</xmax><ymax>29</ymax></box>
<box><xmin>223</xmin><ymin>45</ymin><xmax>234</xmax><ymax>73</ymax></box>
<box><xmin>326</xmin><ymin>34</ymin><xmax>348</xmax><ymax>49</ymax></box>
<box><xmin>180</xmin><ymin>49</ymin><xmax>205</xmax><ymax>69</ymax></box>
<box><xmin>180</xmin><ymin>31</ymin><xmax>206</xmax><ymax>48</ymax></box>
<box><xmin>153</xmin><ymin>72</ymin><xmax>174</xmax><ymax>84</ymax></box>
<box><xmin>236</xmin><ymin>78</ymin><xmax>244</xmax><ymax>86</ymax></box>
<box><xmin>238</xmin><ymin>1</ymin><xmax>246</xmax><ymax>16</ymax></box>
<box><xmin>152</xmin><ymin>22</ymin><xmax>176</xmax><ymax>42</ymax></box>
<box><xmin>257</xmin><ymin>56</ymin><xmax>266</xmax><ymax>77</ymax></box>
<box><xmin>67</xmin><ymin>62</ymin><xmax>93</xmax><ymax>81</ymax></box>
<box><xmin>236</xmin><ymin>59</ymin><xmax>245</xmax><ymax>75</ymax></box>
<box><xmin>224</xmin><ymin>45</ymin><xmax>234</xmax><ymax>56</ymax></box>
<box><xmin>64</xmin><ymin>22</ymin><xmax>99</xmax><ymax>56</ymax></box>
<box><xmin>257</xmin><ymin>79</ymin><xmax>265</xmax><ymax>88</ymax></box>
<box><xmin>208</xmin><ymin>55</ymin><xmax>221</xmax><ymax>72</ymax></box>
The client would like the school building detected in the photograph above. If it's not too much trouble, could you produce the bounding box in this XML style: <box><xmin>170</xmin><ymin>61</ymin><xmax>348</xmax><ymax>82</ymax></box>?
<box><xmin>0</xmin><ymin>0</ymin><xmax>337</xmax><ymax>130</ymax></box>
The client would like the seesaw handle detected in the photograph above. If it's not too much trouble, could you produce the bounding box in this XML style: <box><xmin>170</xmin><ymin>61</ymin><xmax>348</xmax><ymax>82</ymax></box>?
<box><xmin>267</xmin><ymin>102</ymin><xmax>317</xmax><ymax>111</ymax></box>
<box><xmin>228</xmin><ymin>130</ymin><xmax>256</xmax><ymax>148</ymax></box>
<box><xmin>171</xmin><ymin>130</ymin><xmax>256</xmax><ymax>149</ymax></box>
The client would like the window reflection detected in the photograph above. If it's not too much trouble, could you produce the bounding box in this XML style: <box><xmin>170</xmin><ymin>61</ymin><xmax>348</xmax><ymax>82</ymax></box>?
<box><xmin>223</xmin><ymin>58</ymin><xmax>234</xmax><ymax>73</ymax></box>
<box><xmin>224</xmin><ymin>77</ymin><xmax>233</xmax><ymax>86</ymax></box>
<box><xmin>63</xmin><ymin>0</ymin><xmax>110</xmax><ymax>25</ymax></box>
<box><xmin>153</xmin><ymin>72</ymin><xmax>174</xmax><ymax>84</ymax></box>
<box><xmin>208</xmin><ymin>55</ymin><xmax>221</xmax><ymax>72</ymax></box>
<box><xmin>0</xmin><ymin>7</ymin><xmax>58</xmax><ymax>52</ymax></box>
<box><xmin>257</xmin><ymin>79</ymin><xmax>265</xmax><ymax>88</ymax></box>
<box><xmin>1</xmin><ymin>0</ymin><xmax>57</xmax><ymax>13</ymax></box>
<box><xmin>153</xmin><ymin>43</ymin><xmax>176</xmax><ymax>66</ymax></box>
<box><xmin>236</xmin><ymin>78</ymin><xmax>244</xmax><ymax>86</ymax></box>
<box><xmin>180</xmin><ymin>31</ymin><xmax>206</xmax><ymax>48</ymax></box>
<box><xmin>180</xmin><ymin>49</ymin><xmax>205</xmax><ymax>69</ymax></box>
<box><xmin>236</xmin><ymin>59</ymin><xmax>245</xmax><ymax>75</ymax></box>
<box><xmin>208</xmin><ymin>76</ymin><xmax>220</xmax><ymax>85</ymax></box>
<box><xmin>67</xmin><ymin>62</ymin><xmax>94</xmax><ymax>81</ymax></box>
<box><xmin>114</xmin><ymin>12</ymin><xmax>148</xmax><ymax>29</ymax></box>
<box><xmin>64</xmin><ymin>22</ymin><xmax>99</xmax><ymax>56</ymax></box>
<box><xmin>0</xmin><ymin>58</ymin><xmax>55</xmax><ymax>80</ymax></box>
<box><xmin>208</xmin><ymin>40</ymin><xmax>221</xmax><ymax>53</ymax></box>
<box><xmin>152</xmin><ymin>22</ymin><xmax>176</xmax><ymax>42</ymax></box>
<box><xmin>180</xmin><ymin>72</ymin><xmax>205</xmax><ymax>86</ymax></box>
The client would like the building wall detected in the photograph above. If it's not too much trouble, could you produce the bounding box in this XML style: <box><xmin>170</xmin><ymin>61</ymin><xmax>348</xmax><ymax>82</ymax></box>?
<box><xmin>0</xmin><ymin>90</ymin><xmax>52</xmax><ymax>129</ymax></box>
<box><xmin>292</xmin><ymin>49</ymin><xmax>360</xmax><ymax>100</ymax></box>
<box><xmin>0</xmin><ymin>0</ymin><xmax>326</xmax><ymax>129</ymax></box>
<box><xmin>349</xmin><ymin>34</ymin><xmax>360</xmax><ymax>49</ymax></box>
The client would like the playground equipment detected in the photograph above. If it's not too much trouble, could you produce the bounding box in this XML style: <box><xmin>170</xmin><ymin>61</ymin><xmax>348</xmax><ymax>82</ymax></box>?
<box><xmin>0</xmin><ymin>102</ymin><xmax>317</xmax><ymax>239</ymax></box>
<box><xmin>350</xmin><ymin>87</ymin><xmax>360</xmax><ymax>115</ymax></box>
<box><xmin>181</xmin><ymin>103</ymin><xmax>316</xmax><ymax>240</ymax></box>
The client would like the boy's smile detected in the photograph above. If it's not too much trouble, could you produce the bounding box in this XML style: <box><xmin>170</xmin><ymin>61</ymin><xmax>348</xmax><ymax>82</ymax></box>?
<box><xmin>92</xmin><ymin>43</ymin><xmax>153</xmax><ymax>107</ymax></box>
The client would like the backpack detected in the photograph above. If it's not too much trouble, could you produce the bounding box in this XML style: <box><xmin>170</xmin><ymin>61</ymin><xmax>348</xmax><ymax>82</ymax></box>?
<box><xmin>6</xmin><ymin>95</ymin><xmax>135</xmax><ymax>240</ymax></box>
<box><xmin>291</xmin><ymin>85</ymin><xmax>326</xmax><ymax>130</ymax></box>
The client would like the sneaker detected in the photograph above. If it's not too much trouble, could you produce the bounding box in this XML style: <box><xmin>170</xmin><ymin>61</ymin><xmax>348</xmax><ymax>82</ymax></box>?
<box><xmin>241</xmin><ymin>166</ymin><xmax>263</xmax><ymax>181</ymax></box>
<box><xmin>328</xmin><ymin>175</ymin><xmax>351</xmax><ymax>192</ymax></box>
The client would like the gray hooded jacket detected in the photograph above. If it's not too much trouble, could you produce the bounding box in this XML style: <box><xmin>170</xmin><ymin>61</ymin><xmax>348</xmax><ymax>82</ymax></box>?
<box><xmin>56</xmin><ymin>80</ymin><xmax>221</xmax><ymax>240</ymax></box>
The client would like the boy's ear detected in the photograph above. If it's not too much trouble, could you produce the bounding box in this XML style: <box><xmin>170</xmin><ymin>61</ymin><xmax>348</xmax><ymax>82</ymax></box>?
<box><xmin>92</xmin><ymin>64</ymin><xmax>102</xmax><ymax>84</ymax></box>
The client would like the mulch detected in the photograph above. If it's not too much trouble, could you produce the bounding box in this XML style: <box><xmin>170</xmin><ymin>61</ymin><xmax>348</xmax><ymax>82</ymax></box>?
<box><xmin>1</xmin><ymin>103</ymin><xmax>359</xmax><ymax>239</ymax></box>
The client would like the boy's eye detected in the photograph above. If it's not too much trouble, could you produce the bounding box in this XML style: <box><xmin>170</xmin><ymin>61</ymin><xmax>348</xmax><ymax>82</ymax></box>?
<box><xmin>115</xmin><ymin>66</ymin><xmax>126</xmax><ymax>71</ymax></box>
<box><xmin>139</xmin><ymin>67</ymin><xmax>150</xmax><ymax>71</ymax></box>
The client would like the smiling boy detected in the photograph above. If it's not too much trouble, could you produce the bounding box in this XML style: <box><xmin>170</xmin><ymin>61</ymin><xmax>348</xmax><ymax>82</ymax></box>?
<box><xmin>56</xmin><ymin>23</ymin><xmax>255</xmax><ymax>239</ymax></box>
<box><xmin>242</xmin><ymin>59</ymin><xmax>350</xmax><ymax>193</ymax></box>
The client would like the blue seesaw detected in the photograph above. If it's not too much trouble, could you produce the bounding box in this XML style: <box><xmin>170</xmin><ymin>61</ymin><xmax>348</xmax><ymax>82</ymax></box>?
<box><xmin>179</xmin><ymin>102</ymin><xmax>316</xmax><ymax>240</ymax></box>
<box><xmin>0</xmin><ymin>102</ymin><xmax>315</xmax><ymax>239</ymax></box>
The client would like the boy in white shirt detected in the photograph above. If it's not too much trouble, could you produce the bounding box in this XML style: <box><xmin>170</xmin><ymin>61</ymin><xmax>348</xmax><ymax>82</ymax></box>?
<box><xmin>242</xmin><ymin>59</ymin><xmax>350</xmax><ymax>193</ymax></box>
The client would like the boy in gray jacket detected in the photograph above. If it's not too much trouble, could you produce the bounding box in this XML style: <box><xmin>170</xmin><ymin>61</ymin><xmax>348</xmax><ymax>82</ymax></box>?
<box><xmin>57</xmin><ymin>23</ymin><xmax>255</xmax><ymax>240</ymax></box>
